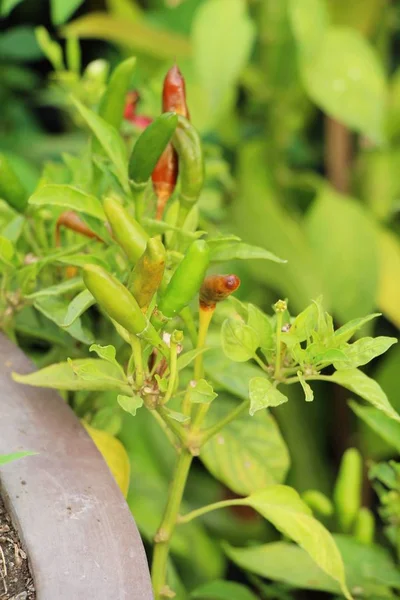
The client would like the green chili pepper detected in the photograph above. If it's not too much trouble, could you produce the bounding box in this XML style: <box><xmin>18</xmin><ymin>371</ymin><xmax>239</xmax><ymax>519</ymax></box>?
<box><xmin>158</xmin><ymin>239</ymin><xmax>209</xmax><ymax>318</ymax></box>
<box><xmin>333</xmin><ymin>447</ymin><xmax>362</xmax><ymax>533</ymax></box>
<box><xmin>129</xmin><ymin>112</ymin><xmax>178</xmax><ymax>185</ymax></box>
<box><xmin>301</xmin><ymin>490</ymin><xmax>334</xmax><ymax>517</ymax></box>
<box><xmin>129</xmin><ymin>237</ymin><xmax>166</xmax><ymax>311</ymax></box>
<box><xmin>83</xmin><ymin>264</ymin><xmax>168</xmax><ymax>356</ymax></box>
<box><xmin>103</xmin><ymin>196</ymin><xmax>148</xmax><ymax>264</ymax></box>
<box><xmin>98</xmin><ymin>57</ymin><xmax>136</xmax><ymax>131</ymax></box>
<box><xmin>172</xmin><ymin>115</ymin><xmax>204</xmax><ymax>210</ymax></box>
<box><xmin>354</xmin><ymin>507</ymin><xmax>375</xmax><ymax>545</ymax></box>
<box><xmin>0</xmin><ymin>154</ymin><xmax>27</xmax><ymax>213</ymax></box>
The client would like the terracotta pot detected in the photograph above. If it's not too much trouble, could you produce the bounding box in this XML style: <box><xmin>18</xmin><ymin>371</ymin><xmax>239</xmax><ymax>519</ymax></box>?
<box><xmin>0</xmin><ymin>333</ymin><xmax>153</xmax><ymax>599</ymax></box>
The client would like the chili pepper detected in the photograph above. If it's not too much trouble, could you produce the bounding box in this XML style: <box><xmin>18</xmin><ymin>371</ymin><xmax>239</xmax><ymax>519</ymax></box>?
<box><xmin>128</xmin><ymin>112</ymin><xmax>178</xmax><ymax>185</ymax></box>
<box><xmin>124</xmin><ymin>90</ymin><xmax>140</xmax><ymax>121</ymax></box>
<box><xmin>98</xmin><ymin>57</ymin><xmax>136</xmax><ymax>132</ymax></box>
<box><xmin>172</xmin><ymin>115</ymin><xmax>204</xmax><ymax>211</ymax></box>
<box><xmin>158</xmin><ymin>239</ymin><xmax>209</xmax><ymax>318</ymax></box>
<box><xmin>55</xmin><ymin>211</ymin><xmax>102</xmax><ymax>246</ymax></box>
<box><xmin>163</xmin><ymin>64</ymin><xmax>190</xmax><ymax>119</ymax></box>
<box><xmin>128</xmin><ymin>237</ymin><xmax>166</xmax><ymax>311</ymax></box>
<box><xmin>354</xmin><ymin>507</ymin><xmax>375</xmax><ymax>545</ymax></box>
<box><xmin>103</xmin><ymin>196</ymin><xmax>148</xmax><ymax>264</ymax></box>
<box><xmin>301</xmin><ymin>490</ymin><xmax>333</xmax><ymax>517</ymax></box>
<box><xmin>83</xmin><ymin>264</ymin><xmax>168</xmax><ymax>356</ymax></box>
<box><xmin>200</xmin><ymin>274</ymin><xmax>240</xmax><ymax>310</ymax></box>
<box><xmin>0</xmin><ymin>154</ymin><xmax>27</xmax><ymax>213</ymax></box>
<box><xmin>152</xmin><ymin>143</ymin><xmax>179</xmax><ymax>220</ymax></box>
<box><xmin>333</xmin><ymin>447</ymin><xmax>362</xmax><ymax>533</ymax></box>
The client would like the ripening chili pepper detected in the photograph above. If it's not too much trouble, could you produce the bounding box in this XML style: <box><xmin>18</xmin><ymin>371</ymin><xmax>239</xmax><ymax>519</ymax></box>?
<box><xmin>128</xmin><ymin>112</ymin><xmax>178</xmax><ymax>185</ymax></box>
<box><xmin>0</xmin><ymin>154</ymin><xmax>27</xmax><ymax>212</ymax></box>
<box><xmin>172</xmin><ymin>115</ymin><xmax>204</xmax><ymax>210</ymax></box>
<box><xmin>98</xmin><ymin>57</ymin><xmax>136</xmax><ymax>131</ymax></box>
<box><xmin>333</xmin><ymin>447</ymin><xmax>362</xmax><ymax>533</ymax></box>
<box><xmin>199</xmin><ymin>274</ymin><xmax>240</xmax><ymax>310</ymax></box>
<box><xmin>103</xmin><ymin>196</ymin><xmax>148</xmax><ymax>264</ymax></box>
<box><xmin>158</xmin><ymin>239</ymin><xmax>209</xmax><ymax>318</ymax></box>
<box><xmin>55</xmin><ymin>211</ymin><xmax>102</xmax><ymax>246</ymax></box>
<box><xmin>354</xmin><ymin>507</ymin><xmax>375</xmax><ymax>545</ymax></box>
<box><xmin>163</xmin><ymin>64</ymin><xmax>190</xmax><ymax>119</ymax></box>
<box><xmin>124</xmin><ymin>90</ymin><xmax>140</xmax><ymax>121</ymax></box>
<box><xmin>128</xmin><ymin>237</ymin><xmax>166</xmax><ymax>311</ymax></box>
<box><xmin>152</xmin><ymin>143</ymin><xmax>179</xmax><ymax>220</ymax></box>
<box><xmin>83</xmin><ymin>264</ymin><xmax>168</xmax><ymax>356</ymax></box>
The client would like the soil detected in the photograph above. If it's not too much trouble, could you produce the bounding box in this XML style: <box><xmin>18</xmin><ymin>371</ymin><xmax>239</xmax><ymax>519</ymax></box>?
<box><xmin>0</xmin><ymin>493</ymin><xmax>35</xmax><ymax>600</ymax></box>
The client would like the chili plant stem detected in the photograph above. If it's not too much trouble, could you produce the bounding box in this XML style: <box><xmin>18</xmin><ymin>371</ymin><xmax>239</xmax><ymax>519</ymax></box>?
<box><xmin>151</xmin><ymin>449</ymin><xmax>193</xmax><ymax>599</ymax></box>
<box><xmin>194</xmin><ymin>307</ymin><xmax>214</xmax><ymax>381</ymax></box>
<box><xmin>179</xmin><ymin>497</ymin><xmax>243</xmax><ymax>525</ymax></box>
<box><xmin>130</xmin><ymin>335</ymin><xmax>144</xmax><ymax>388</ymax></box>
<box><xmin>200</xmin><ymin>399</ymin><xmax>250</xmax><ymax>445</ymax></box>
<box><xmin>284</xmin><ymin>374</ymin><xmax>333</xmax><ymax>385</ymax></box>
<box><xmin>156</xmin><ymin>405</ymin><xmax>186</xmax><ymax>444</ymax></box>
<box><xmin>162</xmin><ymin>338</ymin><xmax>178</xmax><ymax>405</ymax></box>
<box><xmin>274</xmin><ymin>310</ymin><xmax>283</xmax><ymax>379</ymax></box>
<box><xmin>180</xmin><ymin>306</ymin><xmax>197</xmax><ymax>346</ymax></box>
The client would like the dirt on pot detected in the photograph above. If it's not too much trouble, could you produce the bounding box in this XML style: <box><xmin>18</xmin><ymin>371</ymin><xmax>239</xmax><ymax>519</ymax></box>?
<box><xmin>0</xmin><ymin>493</ymin><xmax>35</xmax><ymax>600</ymax></box>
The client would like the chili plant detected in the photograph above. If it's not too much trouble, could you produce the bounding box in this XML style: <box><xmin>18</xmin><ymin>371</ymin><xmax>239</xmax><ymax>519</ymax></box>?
<box><xmin>1</xmin><ymin>37</ymin><xmax>400</xmax><ymax>600</ymax></box>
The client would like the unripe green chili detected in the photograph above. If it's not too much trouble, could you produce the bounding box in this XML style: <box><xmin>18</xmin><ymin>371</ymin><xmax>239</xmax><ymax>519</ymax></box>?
<box><xmin>301</xmin><ymin>490</ymin><xmax>334</xmax><ymax>517</ymax></box>
<box><xmin>98</xmin><ymin>57</ymin><xmax>136</xmax><ymax>131</ymax></box>
<box><xmin>129</xmin><ymin>237</ymin><xmax>166</xmax><ymax>311</ymax></box>
<box><xmin>158</xmin><ymin>239</ymin><xmax>209</xmax><ymax>318</ymax></box>
<box><xmin>0</xmin><ymin>154</ymin><xmax>27</xmax><ymax>212</ymax></box>
<box><xmin>172</xmin><ymin>115</ymin><xmax>204</xmax><ymax>211</ymax></box>
<box><xmin>354</xmin><ymin>507</ymin><xmax>375</xmax><ymax>545</ymax></box>
<box><xmin>333</xmin><ymin>447</ymin><xmax>363</xmax><ymax>533</ymax></box>
<box><xmin>83</xmin><ymin>264</ymin><xmax>168</xmax><ymax>356</ymax></box>
<box><xmin>128</xmin><ymin>112</ymin><xmax>178</xmax><ymax>185</ymax></box>
<box><xmin>103</xmin><ymin>196</ymin><xmax>148</xmax><ymax>264</ymax></box>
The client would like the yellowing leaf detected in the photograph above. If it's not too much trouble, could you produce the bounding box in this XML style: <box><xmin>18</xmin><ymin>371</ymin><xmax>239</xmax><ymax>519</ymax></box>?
<box><xmin>377</xmin><ymin>228</ymin><xmax>400</xmax><ymax>328</ymax></box>
<box><xmin>83</xmin><ymin>423</ymin><xmax>130</xmax><ymax>497</ymax></box>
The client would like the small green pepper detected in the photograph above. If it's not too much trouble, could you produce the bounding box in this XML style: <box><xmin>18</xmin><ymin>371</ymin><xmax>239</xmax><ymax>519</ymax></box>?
<box><xmin>83</xmin><ymin>264</ymin><xmax>168</xmax><ymax>356</ymax></box>
<box><xmin>172</xmin><ymin>115</ymin><xmax>204</xmax><ymax>210</ymax></box>
<box><xmin>333</xmin><ymin>447</ymin><xmax>362</xmax><ymax>533</ymax></box>
<box><xmin>103</xmin><ymin>196</ymin><xmax>148</xmax><ymax>264</ymax></box>
<box><xmin>354</xmin><ymin>507</ymin><xmax>375</xmax><ymax>545</ymax></box>
<box><xmin>98</xmin><ymin>57</ymin><xmax>136</xmax><ymax>131</ymax></box>
<box><xmin>0</xmin><ymin>154</ymin><xmax>27</xmax><ymax>212</ymax></box>
<box><xmin>158</xmin><ymin>239</ymin><xmax>209</xmax><ymax>318</ymax></box>
<box><xmin>129</xmin><ymin>237</ymin><xmax>166</xmax><ymax>311</ymax></box>
<box><xmin>301</xmin><ymin>490</ymin><xmax>334</xmax><ymax>517</ymax></box>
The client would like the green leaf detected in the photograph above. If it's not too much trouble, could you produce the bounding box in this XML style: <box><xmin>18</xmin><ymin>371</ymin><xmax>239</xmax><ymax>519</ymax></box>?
<box><xmin>56</xmin><ymin>253</ymin><xmax>108</xmax><ymax>269</ymax></box>
<box><xmin>288</xmin><ymin>302</ymin><xmax>318</xmax><ymax>343</ymax></box>
<box><xmin>192</xmin><ymin>0</ymin><xmax>255</xmax><ymax>113</ymax></box>
<box><xmin>165</xmin><ymin>409</ymin><xmax>190</xmax><ymax>424</ymax></box>
<box><xmin>34</xmin><ymin>296</ymin><xmax>93</xmax><ymax>345</ymax></box>
<box><xmin>306</xmin><ymin>186</ymin><xmax>379</xmax><ymax>322</ymax></box>
<box><xmin>350</xmin><ymin>401</ymin><xmax>400</xmax><ymax>454</ymax></box>
<box><xmin>288</xmin><ymin>0</ymin><xmax>329</xmax><ymax>58</ymax></box>
<box><xmin>0</xmin><ymin>0</ymin><xmax>25</xmax><ymax>17</ymax></box>
<box><xmin>249</xmin><ymin>377</ymin><xmax>288</xmax><ymax>416</ymax></box>
<box><xmin>331</xmin><ymin>369</ymin><xmax>400</xmax><ymax>422</ymax></box>
<box><xmin>2</xmin><ymin>215</ymin><xmax>24</xmax><ymax>243</ymax></box>
<box><xmin>0</xmin><ymin>26</ymin><xmax>43</xmax><ymax>61</ymax></box>
<box><xmin>0</xmin><ymin>235</ymin><xmax>15</xmax><ymax>266</ymax></box>
<box><xmin>333</xmin><ymin>313</ymin><xmax>381</xmax><ymax>346</ymax></box>
<box><xmin>63</xmin><ymin>289</ymin><xmax>95</xmax><ymax>327</ymax></box>
<box><xmin>221</xmin><ymin>318</ymin><xmax>259</xmax><ymax>362</ymax></box>
<box><xmin>210</xmin><ymin>241</ymin><xmax>286</xmax><ymax>263</ymax></box>
<box><xmin>190</xmin><ymin>580</ymin><xmax>258</xmax><ymax>600</ymax></box>
<box><xmin>71</xmin><ymin>97</ymin><xmax>129</xmax><ymax>192</ymax></box>
<box><xmin>188</xmin><ymin>379</ymin><xmax>217</xmax><ymax>405</ymax></box>
<box><xmin>0</xmin><ymin>451</ymin><xmax>36</xmax><ymax>465</ymax></box>
<box><xmin>333</xmin><ymin>337</ymin><xmax>397</xmax><ymax>370</ymax></box>
<box><xmin>29</xmin><ymin>184</ymin><xmax>105</xmax><ymax>219</ymax></box>
<box><xmin>35</xmin><ymin>26</ymin><xmax>63</xmax><ymax>71</ymax></box>
<box><xmin>89</xmin><ymin>343</ymin><xmax>121</xmax><ymax>369</ymax></box>
<box><xmin>177</xmin><ymin>347</ymin><xmax>211</xmax><ymax>372</ymax></box>
<box><xmin>117</xmin><ymin>394</ymin><xmax>143</xmax><ymax>416</ymax></box>
<box><xmin>297</xmin><ymin>371</ymin><xmax>314</xmax><ymax>402</ymax></box>
<box><xmin>247</xmin><ymin>305</ymin><xmax>273</xmax><ymax>350</ymax></box>
<box><xmin>241</xmin><ymin>486</ymin><xmax>351</xmax><ymax>599</ymax></box>
<box><xmin>51</xmin><ymin>0</ymin><xmax>84</xmax><ymax>25</ymax></box>
<box><xmin>13</xmin><ymin>359</ymin><xmax>132</xmax><ymax>394</ymax></box>
<box><xmin>201</xmin><ymin>399</ymin><xmax>289</xmax><ymax>496</ymax></box>
<box><xmin>25</xmin><ymin>277</ymin><xmax>83</xmax><ymax>299</ymax></box>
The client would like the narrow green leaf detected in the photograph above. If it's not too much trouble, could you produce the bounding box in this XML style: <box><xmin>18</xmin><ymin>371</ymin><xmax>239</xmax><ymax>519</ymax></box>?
<box><xmin>249</xmin><ymin>377</ymin><xmax>288</xmax><ymax>416</ymax></box>
<box><xmin>333</xmin><ymin>336</ymin><xmax>397</xmax><ymax>370</ymax></box>
<box><xmin>118</xmin><ymin>394</ymin><xmax>143</xmax><ymax>416</ymax></box>
<box><xmin>188</xmin><ymin>379</ymin><xmax>217</xmax><ymax>405</ymax></box>
<box><xmin>350</xmin><ymin>400</ymin><xmax>400</xmax><ymax>453</ymax></box>
<box><xmin>288</xmin><ymin>0</ymin><xmax>329</xmax><ymax>58</ymax></box>
<box><xmin>0</xmin><ymin>451</ymin><xmax>36</xmax><ymax>465</ymax></box>
<box><xmin>333</xmin><ymin>313</ymin><xmax>381</xmax><ymax>345</ymax></box>
<box><xmin>0</xmin><ymin>235</ymin><xmax>15</xmax><ymax>266</ymax></box>
<box><xmin>25</xmin><ymin>277</ymin><xmax>83</xmax><ymax>299</ymax></box>
<box><xmin>210</xmin><ymin>241</ymin><xmax>286</xmax><ymax>263</ymax></box>
<box><xmin>63</xmin><ymin>289</ymin><xmax>95</xmax><ymax>327</ymax></box>
<box><xmin>29</xmin><ymin>184</ymin><xmax>105</xmax><ymax>219</ymax></box>
<box><xmin>221</xmin><ymin>318</ymin><xmax>259</xmax><ymax>362</ymax></box>
<box><xmin>1</xmin><ymin>0</ymin><xmax>25</xmax><ymax>18</ymax></box>
<box><xmin>51</xmin><ymin>0</ymin><xmax>84</xmax><ymax>25</ymax></box>
<box><xmin>177</xmin><ymin>347</ymin><xmax>211</xmax><ymax>372</ymax></box>
<box><xmin>297</xmin><ymin>371</ymin><xmax>314</xmax><ymax>402</ymax></box>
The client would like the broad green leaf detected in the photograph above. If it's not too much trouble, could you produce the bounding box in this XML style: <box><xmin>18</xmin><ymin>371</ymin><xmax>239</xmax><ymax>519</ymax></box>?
<box><xmin>288</xmin><ymin>0</ymin><xmax>329</xmax><ymax>58</ymax></box>
<box><xmin>306</xmin><ymin>186</ymin><xmax>379</xmax><ymax>321</ymax></box>
<box><xmin>377</xmin><ymin>228</ymin><xmax>400</xmax><ymax>329</ymax></box>
<box><xmin>333</xmin><ymin>337</ymin><xmax>397</xmax><ymax>370</ymax></box>
<box><xmin>192</xmin><ymin>0</ymin><xmax>255</xmax><ymax>114</ymax></box>
<box><xmin>190</xmin><ymin>580</ymin><xmax>258</xmax><ymax>600</ymax></box>
<box><xmin>326</xmin><ymin>0</ymin><xmax>385</xmax><ymax>36</ymax></box>
<box><xmin>331</xmin><ymin>369</ymin><xmax>400</xmax><ymax>422</ymax></box>
<box><xmin>63</xmin><ymin>289</ymin><xmax>95</xmax><ymax>327</ymax></box>
<box><xmin>0</xmin><ymin>0</ymin><xmax>25</xmax><ymax>17</ymax></box>
<box><xmin>90</xmin><ymin>406</ymin><xmax>122</xmax><ymax>435</ymax></box>
<box><xmin>177</xmin><ymin>347</ymin><xmax>211</xmax><ymax>372</ymax></box>
<box><xmin>221</xmin><ymin>318</ymin><xmax>259</xmax><ymax>362</ymax></box>
<box><xmin>117</xmin><ymin>394</ymin><xmax>143</xmax><ymax>416</ymax></box>
<box><xmin>0</xmin><ymin>26</ymin><xmax>43</xmax><ymax>61</ymax></box>
<box><xmin>210</xmin><ymin>241</ymin><xmax>285</xmax><ymax>263</ymax></box>
<box><xmin>333</xmin><ymin>313</ymin><xmax>381</xmax><ymax>346</ymax></box>
<box><xmin>297</xmin><ymin>371</ymin><xmax>314</xmax><ymax>402</ymax></box>
<box><xmin>350</xmin><ymin>401</ymin><xmax>400</xmax><ymax>454</ymax></box>
<box><xmin>204</xmin><ymin>351</ymin><xmax>262</xmax><ymax>400</ymax></box>
<box><xmin>201</xmin><ymin>398</ymin><xmax>289</xmax><ymax>496</ymax></box>
<box><xmin>34</xmin><ymin>296</ymin><xmax>93</xmax><ymax>345</ymax></box>
<box><xmin>247</xmin><ymin>305</ymin><xmax>273</xmax><ymax>350</ymax></box>
<box><xmin>188</xmin><ymin>379</ymin><xmax>217</xmax><ymax>405</ymax></box>
<box><xmin>51</xmin><ymin>0</ymin><xmax>84</xmax><ymax>25</ymax></box>
<box><xmin>25</xmin><ymin>277</ymin><xmax>83</xmax><ymax>299</ymax></box>
<box><xmin>313</xmin><ymin>348</ymin><xmax>348</xmax><ymax>365</ymax></box>
<box><xmin>29</xmin><ymin>184</ymin><xmax>105</xmax><ymax>219</ymax></box>
<box><xmin>249</xmin><ymin>377</ymin><xmax>288</xmax><ymax>416</ymax></box>
<box><xmin>13</xmin><ymin>359</ymin><xmax>132</xmax><ymax>394</ymax></box>
<box><xmin>225</xmin><ymin>535</ymin><xmax>400</xmax><ymax>597</ymax></box>
<box><xmin>289</xmin><ymin>302</ymin><xmax>318</xmax><ymax>342</ymax></box>
<box><xmin>89</xmin><ymin>343</ymin><xmax>118</xmax><ymax>365</ymax></box>
<box><xmin>299</xmin><ymin>29</ymin><xmax>386</xmax><ymax>142</ymax></box>
<box><xmin>0</xmin><ymin>451</ymin><xmax>36</xmax><ymax>465</ymax></box>
<box><xmin>240</xmin><ymin>486</ymin><xmax>351</xmax><ymax>599</ymax></box>
<box><xmin>71</xmin><ymin>97</ymin><xmax>129</xmax><ymax>192</ymax></box>
<box><xmin>64</xmin><ymin>13</ymin><xmax>191</xmax><ymax>60</ymax></box>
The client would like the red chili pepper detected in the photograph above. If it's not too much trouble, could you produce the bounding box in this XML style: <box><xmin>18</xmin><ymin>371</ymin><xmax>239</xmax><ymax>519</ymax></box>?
<box><xmin>55</xmin><ymin>211</ymin><xmax>102</xmax><ymax>247</ymax></box>
<box><xmin>199</xmin><ymin>274</ymin><xmax>241</xmax><ymax>310</ymax></box>
<box><xmin>123</xmin><ymin>90</ymin><xmax>140</xmax><ymax>121</ymax></box>
<box><xmin>162</xmin><ymin>64</ymin><xmax>190</xmax><ymax>119</ymax></box>
<box><xmin>152</xmin><ymin>144</ymin><xmax>179</xmax><ymax>220</ymax></box>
